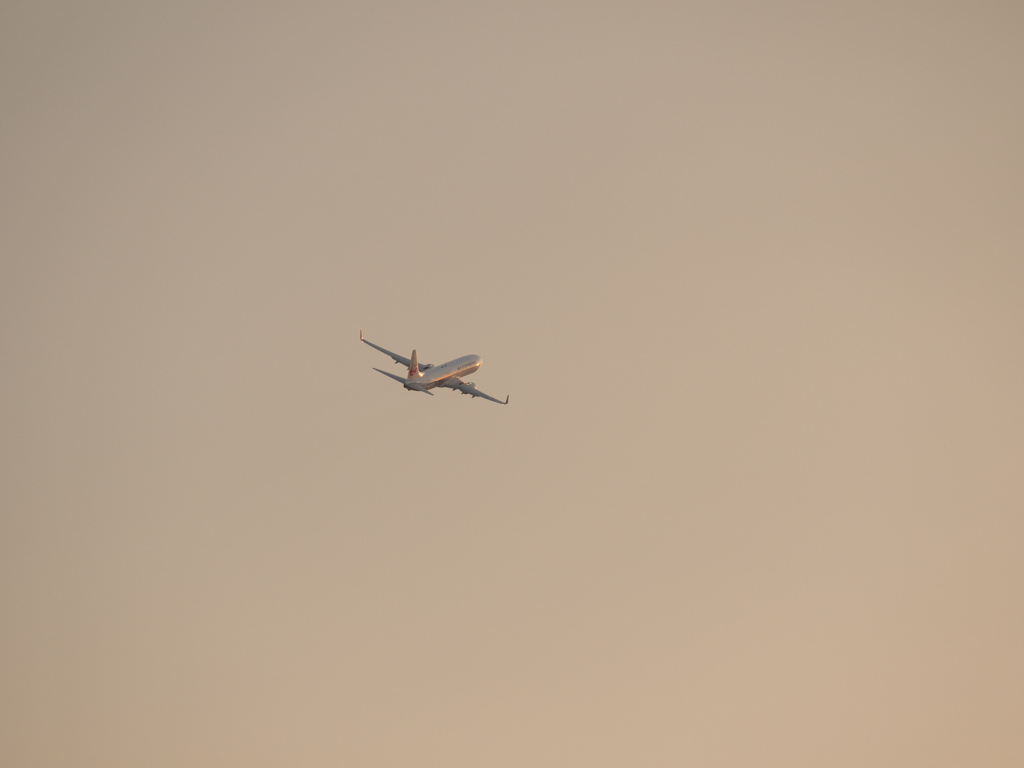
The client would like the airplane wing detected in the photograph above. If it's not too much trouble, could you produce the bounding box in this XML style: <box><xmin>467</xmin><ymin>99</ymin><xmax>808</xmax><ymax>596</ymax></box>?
<box><xmin>360</xmin><ymin>330</ymin><xmax>431</xmax><ymax>369</ymax></box>
<box><xmin>442</xmin><ymin>377</ymin><xmax>509</xmax><ymax>405</ymax></box>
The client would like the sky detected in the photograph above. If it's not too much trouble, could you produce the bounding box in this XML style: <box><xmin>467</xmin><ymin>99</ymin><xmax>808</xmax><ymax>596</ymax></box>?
<box><xmin>2</xmin><ymin>1</ymin><xmax>1023</xmax><ymax>766</ymax></box>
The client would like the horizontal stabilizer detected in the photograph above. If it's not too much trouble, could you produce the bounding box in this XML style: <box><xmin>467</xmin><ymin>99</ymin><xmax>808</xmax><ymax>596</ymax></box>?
<box><xmin>373</xmin><ymin>368</ymin><xmax>434</xmax><ymax>395</ymax></box>
<box><xmin>404</xmin><ymin>381</ymin><xmax>434</xmax><ymax>396</ymax></box>
<box><xmin>372</xmin><ymin>367</ymin><xmax>407</xmax><ymax>384</ymax></box>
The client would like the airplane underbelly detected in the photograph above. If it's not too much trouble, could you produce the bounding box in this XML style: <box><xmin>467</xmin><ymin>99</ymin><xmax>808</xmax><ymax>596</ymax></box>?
<box><xmin>424</xmin><ymin>362</ymin><xmax>480</xmax><ymax>387</ymax></box>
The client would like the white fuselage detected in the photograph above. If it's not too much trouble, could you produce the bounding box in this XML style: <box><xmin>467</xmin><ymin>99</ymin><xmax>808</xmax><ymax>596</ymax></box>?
<box><xmin>415</xmin><ymin>355</ymin><xmax>481</xmax><ymax>389</ymax></box>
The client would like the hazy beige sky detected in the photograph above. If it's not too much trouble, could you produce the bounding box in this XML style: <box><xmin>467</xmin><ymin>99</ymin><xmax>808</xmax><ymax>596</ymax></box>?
<box><xmin>2</xmin><ymin>1</ymin><xmax>1023</xmax><ymax>766</ymax></box>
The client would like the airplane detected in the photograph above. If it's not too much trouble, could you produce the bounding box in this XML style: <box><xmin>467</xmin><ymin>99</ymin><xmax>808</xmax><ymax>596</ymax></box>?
<box><xmin>360</xmin><ymin>330</ymin><xmax>509</xmax><ymax>405</ymax></box>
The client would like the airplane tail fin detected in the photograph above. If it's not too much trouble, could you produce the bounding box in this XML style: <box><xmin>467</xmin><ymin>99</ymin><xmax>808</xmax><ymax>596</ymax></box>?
<box><xmin>407</xmin><ymin>349</ymin><xmax>420</xmax><ymax>379</ymax></box>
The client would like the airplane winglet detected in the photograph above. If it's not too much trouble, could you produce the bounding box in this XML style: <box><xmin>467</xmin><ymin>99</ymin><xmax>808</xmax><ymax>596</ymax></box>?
<box><xmin>505</xmin><ymin>395</ymin><xmax>509</xmax><ymax>405</ymax></box>
<box><xmin>360</xmin><ymin>329</ymin><xmax>363</xmax><ymax>340</ymax></box>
